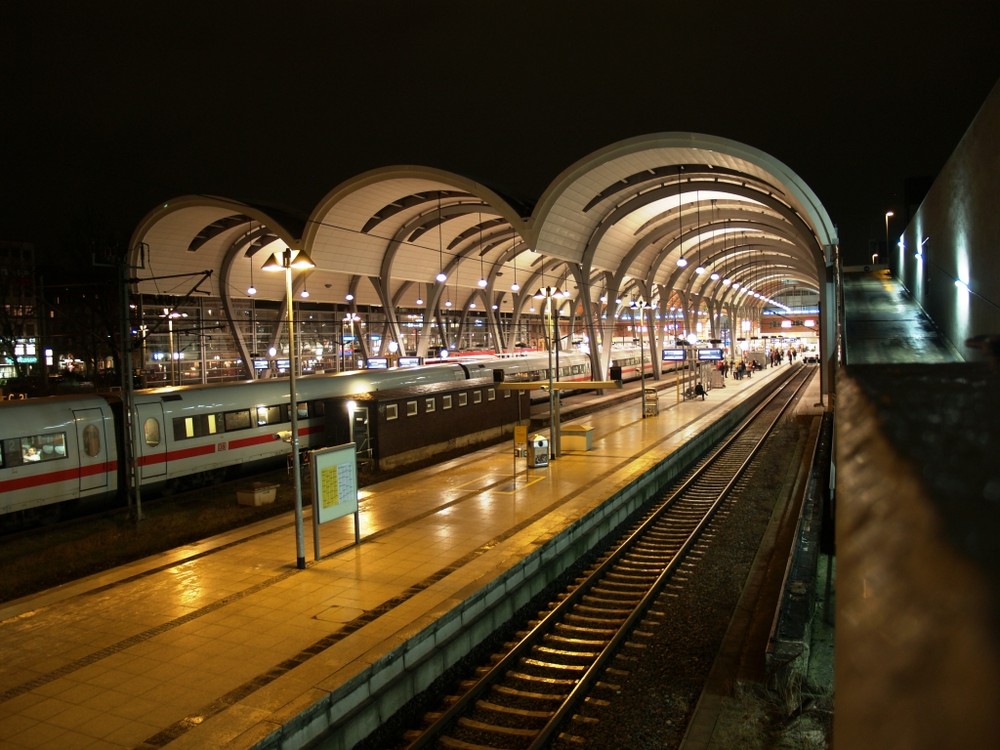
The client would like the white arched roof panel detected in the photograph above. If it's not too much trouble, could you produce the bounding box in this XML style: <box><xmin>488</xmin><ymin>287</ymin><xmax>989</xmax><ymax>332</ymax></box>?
<box><xmin>530</xmin><ymin>133</ymin><xmax>838</xmax><ymax>287</ymax></box>
<box><xmin>306</xmin><ymin>167</ymin><xmax>530</xmax><ymax>286</ymax></box>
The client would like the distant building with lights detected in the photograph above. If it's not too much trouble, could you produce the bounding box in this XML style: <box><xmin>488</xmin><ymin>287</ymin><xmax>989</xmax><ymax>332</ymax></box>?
<box><xmin>0</xmin><ymin>240</ymin><xmax>42</xmax><ymax>384</ymax></box>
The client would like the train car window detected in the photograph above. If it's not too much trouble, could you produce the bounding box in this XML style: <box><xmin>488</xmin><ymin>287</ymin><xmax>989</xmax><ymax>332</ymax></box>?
<box><xmin>473</xmin><ymin>390</ymin><xmax>482</xmax><ymax>404</ymax></box>
<box><xmin>425</xmin><ymin>398</ymin><xmax>435</xmax><ymax>413</ymax></box>
<box><xmin>37</xmin><ymin>432</ymin><xmax>66</xmax><ymax>461</ymax></box>
<box><xmin>224</xmin><ymin>410</ymin><xmax>252</xmax><ymax>432</ymax></box>
<box><xmin>312</xmin><ymin>400</ymin><xmax>325</xmax><ymax>417</ymax></box>
<box><xmin>2</xmin><ymin>438</ymin><xmax>22</xmax><ymax>468</ymax></box>
<box><xmin>487</xmin><ymin>388</ymin><xmax>496</xmax><ymax>401</ymax></box>
<box><xmin>256</xmin><ymin>405</ymin><xmax>283</xmax><ymax>426</ymax></box>
<box><xmin>503</xmin><ymin>390</ymin><xmax>511</xmax><ymax>398</ymax></box>
<box><xmin>172</xmin><ymin>414</ymin><xmax>220</xmax><ymax>441</ymax></box>
<box><xmin>296</xmin><ymin>402</ymin><xmax>308</xmax><ymax>419</ymax></box>
<box><xmin>406</xmin><ymin>400</ymin><xmax>418</xmax><ymax>417</ymax></box>
<box><xmin>458</xmin><ymin>393</ymin><xmax>468</xmax><ymax>407</ymax></box>
<box><xmin>8</xmin><ymin>432</ymin><xmax>69</xmax><ymax>463</ymax></box>
<box><xmin>442</xmin><ymin>394</ymin><xmax>452</xmax><ymax>409</ymax></box>
<box><xmin>143</xmin><ymin>419</ymin><xmax>161</xmax><ymax>447</ymax></box>
<box><xmin>82</xmin><ymin>424</ymin><xmax>101</xmax><ymax>457</ymax></box>
<box><xmin>385</xmin><ymin>403</ymin><xmax>398</xmax><ymax>421</ymax></box>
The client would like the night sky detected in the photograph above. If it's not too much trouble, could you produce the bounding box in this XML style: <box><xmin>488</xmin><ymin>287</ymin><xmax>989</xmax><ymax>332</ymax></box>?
<box><xmin>4</xmin><ymin>1</ymin><xmax>999</xmax><ymax>266</ymax></box>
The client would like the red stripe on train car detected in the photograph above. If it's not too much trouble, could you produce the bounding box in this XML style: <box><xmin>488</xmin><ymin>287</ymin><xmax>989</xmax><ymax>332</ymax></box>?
<box><xmin>137</xmin><ymin>424</ymin><xmax>323</xmax><ymax>466</ymax></box>
<box><xmin>226</xmin><ymin>433</ymin><xmax>284</xmax><ymax>451</ymax></box>
<box><xmin>0</xmin><ymin>461</ymin><xmax>117</xmax><ymax>493</ymax></box>
<box><xmin>137</xmin><ymin>444</ymin><xmax>216</xmax><ymax>467</ymax></box>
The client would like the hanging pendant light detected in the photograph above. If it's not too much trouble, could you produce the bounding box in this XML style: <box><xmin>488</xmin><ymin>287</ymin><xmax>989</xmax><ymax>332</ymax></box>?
<box><xmin>477</xmin><ymin>210</ymin><xmax>488</xmax><ymax>288</ymax></box>
<box><xmin>511</xmin><ymin>238</ymin><xmax>520</xmax><ymax>292</ymax></box>
<box><xmin>694</xmin><ymin>192</ymin><xmax>706</xmax><ymax>275</ymax></box>
<box><xmin>732</xmin><ymin>233</ymin><xmax>744</xmax><ymax>290</ymax></box>
<box><xmin>676</xmin><ymin>185</ymin><xmax>688</xmax><ymax>268</ymax></box>
<box><xmin>435</xmin><ymin>193</ymin><xmax>447</xmax><ymax>283</ymax></box>
<box><xmin>709</xmin><ymin>200</ymin><xmax>720</xmax><ymax>280</ymax></box>
<box><xmin>247</xmin><ymin>221</ymin><xmax>257</xmax><ymax>295</ymax></box>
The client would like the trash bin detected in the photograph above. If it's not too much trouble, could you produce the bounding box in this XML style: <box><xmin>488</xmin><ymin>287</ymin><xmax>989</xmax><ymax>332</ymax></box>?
<box><xmin>643</xmin><ymin>387</ymin><xmax>659</xmax><ymax>417</ymax></box>
<box><xmin>527</xmin><ymin>435</ymin><xmax>549</xmax><ymax>467</ymax></box>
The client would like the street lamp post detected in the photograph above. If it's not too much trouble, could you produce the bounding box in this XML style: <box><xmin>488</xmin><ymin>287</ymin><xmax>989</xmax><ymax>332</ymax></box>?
<box><xmin>884</xmin><ymin>210</ymin><xmax>894</xmax><ymax>263</ymax></box>
<box><xmin>262</xmin><ymin>247</ymin><xmax>315</xmax><ymax>570</ymax></box>
<box><xmin>631</xmin><ymin>298</ymin><xmax>647</xmax><ymax>417</ymax></box>
<box><xmin>534</xmin><ymin>285</ymin><xmax>562</xmax><ymax>459</ymax></box>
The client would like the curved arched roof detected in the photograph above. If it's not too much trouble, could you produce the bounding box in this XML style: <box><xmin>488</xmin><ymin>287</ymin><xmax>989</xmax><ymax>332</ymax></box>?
<box><xmin>127</xmin><ymin>132</ymin><xmax>836</xmax><ymax>325</ymax></box>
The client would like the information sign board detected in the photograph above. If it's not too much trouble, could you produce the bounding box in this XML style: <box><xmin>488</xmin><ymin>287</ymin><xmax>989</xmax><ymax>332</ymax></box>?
<box><xmin>662</xmin><ymin>348</ymin><xmax>686</xmax><ymax>362</ymax></box>
<box><xmin>697</xmin><ymin>348</ymin><xmax>724</xmax><ymax>361</ymax></box>
<box><xmin>310</xmin><ymin>443</ymin><xmax>359</xmax><ymax>524</ymax></box>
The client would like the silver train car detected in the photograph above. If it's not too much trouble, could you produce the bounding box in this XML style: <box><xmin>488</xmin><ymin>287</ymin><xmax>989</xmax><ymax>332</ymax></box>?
<box><xmin>0</xmin><ymin>349</ymin><xmax>656</xmax><ymax>518</ymax></box>
<box><xmin>0</xmin><ymin>364</ymin><xmax>469</xmax><ymax>518</ymax></box>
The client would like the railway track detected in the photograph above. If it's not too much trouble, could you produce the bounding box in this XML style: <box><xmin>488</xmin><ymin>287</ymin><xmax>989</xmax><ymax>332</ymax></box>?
<box><xmin>400</xmin><ymin>367</ymin><xmax>811</xmax><ymax>750</ymax></box>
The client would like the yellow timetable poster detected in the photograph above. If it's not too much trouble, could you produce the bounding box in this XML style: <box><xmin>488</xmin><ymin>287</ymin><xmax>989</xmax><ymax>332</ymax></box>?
<box><xmin>310</xmin><ymin>443</ymin><xmax>359</xmax><ymax>524</ymax></box>
<box><xmin>320</xmin><ymin>462</ymin><xmax>355</xmax><ymax>510</ymax></box>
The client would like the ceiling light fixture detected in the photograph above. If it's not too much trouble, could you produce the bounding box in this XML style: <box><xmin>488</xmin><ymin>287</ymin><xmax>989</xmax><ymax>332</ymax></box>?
<box><xmin>694</xmin><ymin>192</ymin><xmax>705</xmax><ymax>275</ymax></box>
<box><xmin>246</xmin><ymin>220</ymin><xmax>257</xmax><ymax>295</ymax></box>
<box><xmin>676</xmin><ymin>188</ymin><xmax>688</xmax><ymax>268</ymax></box>
<box><xmin>435</xmin><ymin>193</ymin><xmax>447</xmax><ymax>283</ymax></box>
<box><xmin>511</xmin><ymin>238</ymin><xmax>520</xmax><ymax>292</ymax></box>
<box><xmin>709</xmin><ymin>200</ymin><xmax>720</xmax><ymax>280</ymax></box>
<box><xmin>477</xmin><ymin>210</ymin><xmax>488</xmax><ymax>289</ymax></box>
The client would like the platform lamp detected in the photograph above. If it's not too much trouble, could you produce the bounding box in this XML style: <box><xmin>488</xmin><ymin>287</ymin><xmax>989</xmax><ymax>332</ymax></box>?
<box><xmin>262</xmin><ymin>246</ymin><xmax>315</xmax><ymax>570</ymax></box>
<box><xmin>534</xmin><ymin>285</ymin><xmax>562</xmax><ymax>458</ymax></box>
<box><xmin>883</xmin><ymin>211</ymin><xmax>894</xmax><ymax>264</ymax></box>
<box><xmin>630</xmin><ymin>297</ymin><xmax>647</xmax><ymax>417</ymax></box>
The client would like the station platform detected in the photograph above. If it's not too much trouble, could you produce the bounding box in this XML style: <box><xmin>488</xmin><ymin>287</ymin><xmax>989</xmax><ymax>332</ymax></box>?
<box><xmin>0</xmin><ymin>363</ymin><xmax>798</xmax><ymax>750</ymax></box>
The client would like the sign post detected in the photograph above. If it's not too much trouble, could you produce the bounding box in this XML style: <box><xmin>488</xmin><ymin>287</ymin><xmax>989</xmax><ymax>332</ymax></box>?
<box><xmin>309</xmin><ymin>443</ymin><xmax>360</xmax><ymax>558</ymax></box>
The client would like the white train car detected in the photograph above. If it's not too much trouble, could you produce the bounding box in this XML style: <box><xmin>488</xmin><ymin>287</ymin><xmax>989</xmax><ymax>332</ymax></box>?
<box><xmin>129</xmin><ymin>364</ymin><xmax>470</xmax><ymax>489</ymax></box>
<box><xmin>0</xmin><ymin>364</ymin><xmax>471</xmax><ymax>517</ymax></box>
<box><xmin>2</xmin><ymin>352</ymin><xmax>675</xmax><ymax>519</ymax></box>
<box><xmin>0</xmin><ymin>395</ymin><xmax>120</xmax><ymax>514</ymax></box>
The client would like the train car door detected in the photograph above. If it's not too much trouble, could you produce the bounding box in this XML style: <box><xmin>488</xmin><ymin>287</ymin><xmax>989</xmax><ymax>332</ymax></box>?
<box><xmin>135</xmin><ymin>402</ymin><xmax>167</xmax><ymax>480</ymax></box>
<box><xmin>73</xmin><ymin>408</ymin><xmax>110</xmax><ymax>493</ymax></box>
<box><xmin>351</xmin><ymin>407</ymin><xmax>372</xmax><ymax>469</ymax></box>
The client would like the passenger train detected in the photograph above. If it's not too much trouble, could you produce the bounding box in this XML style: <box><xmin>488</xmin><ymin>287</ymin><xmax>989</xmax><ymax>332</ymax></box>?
<box><xmin>0</xmin><ymin>348</ymin><xmax>655</xmax><ymax>519</ymax></box>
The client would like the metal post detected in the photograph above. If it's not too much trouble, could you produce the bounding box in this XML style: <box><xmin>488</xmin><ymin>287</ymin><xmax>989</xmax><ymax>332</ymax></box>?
<box><xmin>285</xmin><ymin>261</ymin><xmax>306</xmax><ymax>569</ymax></box>
<box><xmin>120</xmin><ymin>255</ymin><xmax>142</xmax><ymax>521</ymax></box>
<box><xmin>549</xmin><ymin>295</ymin><xmax>560</xmax><ymax>458</ymax></box>
<box><xmin>167</xmin><ymin>317</ymin><xmax>175</xmax><ymax>386</ymax></box>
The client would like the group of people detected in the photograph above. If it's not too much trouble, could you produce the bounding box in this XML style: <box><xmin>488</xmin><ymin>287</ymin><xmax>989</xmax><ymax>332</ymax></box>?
<box><xmin>716</xmin><ymin>359</ymin><xmax>761</xmax><ymax>381</ymax></box>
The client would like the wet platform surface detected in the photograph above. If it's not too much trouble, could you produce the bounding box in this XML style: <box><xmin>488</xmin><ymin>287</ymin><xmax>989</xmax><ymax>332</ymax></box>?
<box><xmin>842</xmin><ymin>268</ymin><xmax>961</xmax><ymax>364</ymax></box>
<box><xmin>0</xmin><ymin>366</ymin><xmax>791</xmax><ymax>750</ymax></box>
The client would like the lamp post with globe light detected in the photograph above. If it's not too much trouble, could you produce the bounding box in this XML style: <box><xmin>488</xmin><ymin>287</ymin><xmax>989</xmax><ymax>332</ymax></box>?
<box><xmin>883</xmin><ymin>210</ymin><xmax>894</xmax><ymax>264</ymax></box>
<box><xmin>262</xmin><ymin>247</ymin><xmax>315</xmax><ymax>570</ymax></box>
<box><xmin>630</xmin><ymin>297</ymin><xmax>648</xmax><ymax>417</ymax></box>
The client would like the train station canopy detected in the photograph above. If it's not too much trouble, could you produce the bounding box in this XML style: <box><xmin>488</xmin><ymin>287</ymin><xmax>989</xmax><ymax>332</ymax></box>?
<box><xmin>128</xmin><ymin>132</ymin><xmax>838</xmax><ymax>370</ymax></box>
